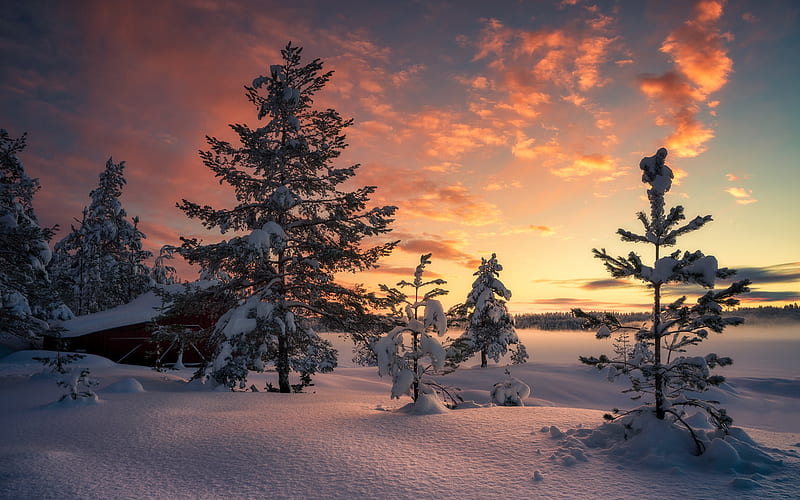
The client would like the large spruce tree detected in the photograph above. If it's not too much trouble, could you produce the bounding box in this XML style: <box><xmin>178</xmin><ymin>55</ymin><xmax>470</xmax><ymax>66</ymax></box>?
<box><xmin>178</xmin><ymin>43</ymin><xmax>397</xmax><ymax>392</ymax></box>
<box><xmin>574</xmin><ymin>147</ymin><xmax>750</xmax><ymax>452</ymax></box>
<box><xmin>0</xmin><ymin>130</ymin><xmax>69</xmax><ymax>344</ymax></box>
<box><xmin>50</xmin><ymin>158</ymin><xmax>152</xmax><ymax>315</ymax></box>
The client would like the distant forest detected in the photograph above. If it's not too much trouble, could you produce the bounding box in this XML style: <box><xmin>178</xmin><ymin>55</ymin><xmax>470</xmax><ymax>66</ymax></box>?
<box><xmin>515</xmin><ymin>304</ymin><xmax>800</xmax><ymax>331</ymax></box>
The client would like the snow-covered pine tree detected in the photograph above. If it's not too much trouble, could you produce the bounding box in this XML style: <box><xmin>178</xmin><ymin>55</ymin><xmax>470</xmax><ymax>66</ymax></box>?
<box><xmin>0</xmin><ymin>129</ymin><xmax>70</xmax><ymax>345</ymax></box>
<box><xmin>177</xmin><ymin>43</ymin><xmax>397</xmax><ymax>392</ymax></box>
<box><xmin>50</xmin><ymin>158</ymin><xmax>152</xmax><ymax>315</ymax></box>
<box><xmin>452</xmin><ymin>253</ymin><xmax>527</xmax><ymax>367</ymax></box>
<box><xmin>372</xmin><ymin>254</ymin><xmax>449</xmax><ymax>402</ymax></box>
<box><xmin>573</xmin><ymin>147</ymin><xmax>751</xmax><ymax>450</ymax></box>
<box><xmin>152</xmin><ymin>245</ymin><xmax>179</xmax><ymax>286</ymax></box>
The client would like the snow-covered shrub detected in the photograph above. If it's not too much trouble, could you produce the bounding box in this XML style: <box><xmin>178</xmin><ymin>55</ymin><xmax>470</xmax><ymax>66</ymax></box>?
<box><xmin>570</xmin><ymin>407</ymin><xmax>782</xmax><ymax>474</ymax></box>
<box><xmin>372</xmin><ymin>254</ymin><xmax>452</xmax><ymax>407</ymax></box>
<box><xmin>490</xmin><ymin>369</ymin><xmax>531</xmax><ymax>406</ymax></box>
<box><xmin>450</xmin><ymin>253</ymin><xmax>527</xmax><ymax>367</ymax></box>
<box><xmin>573</xmin><ymin>147</ymin><xmax>751</xmax><ymax>454</ymax></box>
<box><xmin>33</xmin><ymin>351</ymin><xmax>85</xmax><ymax>374</ymax></box>
<box><xmin>177</xmin><ymin>43</ymin><xmax>396</xmax><ymax>391</ymax></box>
<box><xmin>57</xmin><ymin>368</ymin><xmax>99</xmax><ymax>403</ymax></box>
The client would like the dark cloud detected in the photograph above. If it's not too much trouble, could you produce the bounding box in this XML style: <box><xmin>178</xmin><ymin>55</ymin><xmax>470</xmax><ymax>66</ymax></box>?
<box><xmin>742</xmin><ymin>290</ymin><xmax>800</xmax><ymax>302</ymax></box>
<box><xmin>579</xmin><ymin>278</ymin><xmax>636</xmax><ymax>290</ymax></box>
<box><xmin>519</xmin><ymin>297</ymin><xmax>650</xmax><ymax>311</ymax></box>
<box><xmin>729</xmin><ymin>263</ymin><xmax>800</xmax><ymax>285</ymax></box>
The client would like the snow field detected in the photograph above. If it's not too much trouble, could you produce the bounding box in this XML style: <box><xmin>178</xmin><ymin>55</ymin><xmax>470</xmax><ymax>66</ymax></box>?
<box><xmin>1</xmin><ymin>350</ymin><xmax>799</xmax><ymax>499</ymax></box>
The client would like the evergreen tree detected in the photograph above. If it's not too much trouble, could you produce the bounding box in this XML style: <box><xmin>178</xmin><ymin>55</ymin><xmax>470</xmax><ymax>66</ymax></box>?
<box><xmin>152</xmin><ymin>245</ymin><xmax>179</xmax><ymax>285</ymax></box>
<box><xmin>177</xmin><ymin>43</ymin><xmax>397</xmax><ymax>392</ymax></box>
<box><xmin>50</xmin><ymin>158</ymin><xmax>152</xmax><ymax>315</ymax></box>
<box><xmin>451</xmin><ymin>253</ymin><xmax>527</xmax><ymax>367</ymax></box>
<box><xmin>0</xmin><ymin>129</ymin><xmax>69</xmax><ymax>344</ymax></box>
<box><xmin>573</xmin><ymin>147</ymin><xmax>751</xmax><ymax>451</ymax></box>
<box><xmin>372</xmin><ymin>254</ymin><xmax>449</xmax><ymax>402</ymax></box>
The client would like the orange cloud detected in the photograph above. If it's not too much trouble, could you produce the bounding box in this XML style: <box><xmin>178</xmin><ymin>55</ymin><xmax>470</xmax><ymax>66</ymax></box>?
<box><xmin>512</xmin><ymin>137</ymin><xmax>564</xmax><ymax>161</ymax></box>
<box><xmin>361</xmin><ymin>265</ymin><xmax>440</xmax><ymax>279</ymax></box>
<box><xmin>471</xmin><ymin>13</ymin><xmax>621</xmax><ymax>125</ymax></box>
<box><xmin>553</xmin><ymin>153</ymin><xmax>617</xmax><ymax>179</ymax></box>
<box><xmin>575</xmin><ymin>35</ymin><xmax>617</xmax><ymax>90</ymax></box>
<box><xmin>639</xmin><ymin>72</ymin><xmax>704</xmax><ymax>105</ymax></box>
<box><xmin>518</xmin><ymin>225</ymin><xmax>556</xmax><ymax>236</ymax></box>
<box><xmin>660</xmin><ymin>1</ymin><xmax>732</xmax><ymax>96</ymax></box>
<box><xmin>725</xmin><ymin>173</ymin><xmax>750</xmax><ymax>182</ymax></box>
<box><xmin>408</xmin><ymin>183</ymin><xmax>503</xmax><ymax>226</ymax></box>
<box><xmin>483</xmin><ymin>180</ymin><xmax>522</xmax><ymax>192</ymax></box>
<box><xmin>724</xmin><ymin>187</ymin><xmax>757</xmax><ymax>204</ymax></box>
<box><xmin>473</xmin><ymin>18</ymin><xmax>513</xmax><ymax>61</ymax></box>
<box><xmin>418</xmin><ymin>117</ymin><xmax>507</xmax><ymax>158</ymax></box>
<box><xmin>664</xmin><ymin>110</ymin><xmax>715</xmax><ymax>158</ymax></box>
<box><xmin>638</xmin><ymin>0</ymin><xmax>732</xmax><ymax>158</ymax></box>
<box><xmin>354</xmin><ymin>163</ymin><xmax>502</xmax><ymax>227</ymax></box>
<box><xmin>511</xmin><ymin>136</ymin><xmax>619</xmax><ymax>180</ymax></box>
<box><xmin>398</xmin><ymin>238</ymin><xmax>480</xmax><ymax>268</ymax></box>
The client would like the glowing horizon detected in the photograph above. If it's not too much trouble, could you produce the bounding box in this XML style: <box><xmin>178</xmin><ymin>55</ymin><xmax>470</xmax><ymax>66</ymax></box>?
<box><xmin>1</xmin><ymin>0</ymin><xmax>798</xmax><ymax>314</ymax></box>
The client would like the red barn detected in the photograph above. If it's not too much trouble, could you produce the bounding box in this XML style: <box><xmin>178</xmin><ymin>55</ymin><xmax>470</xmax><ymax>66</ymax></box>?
<box><xmin>45</xmin><ymin>286</ymin><xmax>213</xmax><ymax>367</ymax></box>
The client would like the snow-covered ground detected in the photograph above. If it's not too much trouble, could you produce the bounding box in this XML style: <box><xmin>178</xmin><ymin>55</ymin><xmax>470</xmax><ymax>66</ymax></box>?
<box><xmin>1</xmin><ymin>327</ymin><xmax>799</xmax><ymax>499</ymax></box>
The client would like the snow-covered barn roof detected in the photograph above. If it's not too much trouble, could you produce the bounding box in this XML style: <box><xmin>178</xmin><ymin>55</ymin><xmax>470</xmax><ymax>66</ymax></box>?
<box><xmin>54</xmin><ymin>290</ymin><xmax>168</xmax><ymax>338</ymax></box>
<box><xmin>52</xmin><ymin>282</ymin><xmax>215</xmax><ymax>338</ymax></box>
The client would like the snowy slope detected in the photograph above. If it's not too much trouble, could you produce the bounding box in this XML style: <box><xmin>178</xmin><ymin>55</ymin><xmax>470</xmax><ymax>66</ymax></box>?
<box><xmin>1</xmin><ymin>349</ymin><xmax>798</xmax><ymax>499</ymax></box>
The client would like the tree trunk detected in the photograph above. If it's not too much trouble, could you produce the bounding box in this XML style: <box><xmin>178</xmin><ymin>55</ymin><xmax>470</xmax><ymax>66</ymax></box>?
<box><xmin>412</xmin><ymin>330</ymin><xmax>419</xmax><ymax>401</ymax></box>
<box><xmin>481</xmin><ymin>349</ymin><xmax>488</xmax><ymax>368</ymax></box>
<box><xmin>277</xmin><ymin>332</ymin><xmax>291</xmax><ymax>393</ymax></box>
<box><xmin>653</xmin><ymin>283</ymin><xmax>665</xmax><ymax>420</ymax></box>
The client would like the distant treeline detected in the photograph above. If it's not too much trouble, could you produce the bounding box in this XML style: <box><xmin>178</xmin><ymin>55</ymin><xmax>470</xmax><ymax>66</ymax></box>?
<box><xmin>732</xmin><ymin>304</ymin><xmax>800</xmax><ymax>325</ymax></box>
<box><xmin>514</xmin><ymin>311</ymin><xmax>651</xmax><ymax>331</ymax></box>
<box><xmin>515</xmin><ymin>304</ymin><xmax>800</xmax><ymax>331</ymax></box>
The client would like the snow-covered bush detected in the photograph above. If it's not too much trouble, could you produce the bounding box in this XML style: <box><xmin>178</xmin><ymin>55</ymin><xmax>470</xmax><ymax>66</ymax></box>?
<box><xmin>49</xmin><ymin>158</ymin><xmax>152</xmax><ymax>315</ymax></box>
<box><xmin>490</xmin><ymin>368</ymin><xmax>531</xmax><ymax>406</ymax></box>
<box><xmin>372</xmin><ymin>254</ymin><xmax>452</xmax><ymax>406</ymax></box>
<box><xmin>177</xmin><ymin>43</ymin><xmax>396</xmax><ymax>391</ymax></box>
<box><xmin>450</xmin><ymin>253</ymin><xmax>527</xmax><ymax>367</ymax></box>
<box><xmin>57</xmin><ymin>368</ymin><xmax>99</xmax><ymax>403</ymax></box>
<box><xmin>573</xmin><ymin>147</ymin><xmax>751</xmax><ymax>454</ymax></box>
<box><xmin>570</xmin><ymin>407</ymin><xmax>783</xmax><ymax>474</ymax></box>
<box><xmin>33</xmin><ymin>351</ymin><xmax>85</xmax><ymax>374</ymax></box>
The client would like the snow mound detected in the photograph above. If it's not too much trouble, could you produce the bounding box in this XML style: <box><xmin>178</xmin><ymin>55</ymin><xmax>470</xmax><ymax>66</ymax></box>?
<box><xmin>453</xmin><ymin>400</ymin><xmax>488</xmax><ymax>409</ymax></box>
<box><xmin>491</xmin><ymin>370</ymin><xmax>531</xmax><ymax>406</ymax></box>
<box><xmin>0</xmin><ymin>350</ymin><xmax>115</xmax><ymax>368</ymax></box>
<box><xmin>398</xmin><ymin>391</ymin><xmax>449</xmax><ymax>415</ymax></box>
<box><xmin>47</xmin><ymin>393</ymin><xmax>101</xmax><ymax>408</ymax></box>
<box><xmin>102</xmin><ymin>377</ymin><xmax>145</xmax><ymax>393</ymax></box>
<box><xmin>551</xmin><ymin>410</ymin><xmax>784</xmax><ymax>476</ymax></box>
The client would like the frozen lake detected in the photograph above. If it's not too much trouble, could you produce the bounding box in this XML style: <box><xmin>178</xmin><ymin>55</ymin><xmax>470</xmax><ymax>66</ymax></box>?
<box><xmin>329</xmin><ymin>324</ymin><xmax>800</xmax><ymax>378</ymax></box>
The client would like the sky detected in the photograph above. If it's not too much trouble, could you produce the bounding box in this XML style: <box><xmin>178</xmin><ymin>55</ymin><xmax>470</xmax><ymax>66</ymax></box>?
<box><xmin>1</xmin><ymin>0</ymin><xmax>798</xmax><ymax>313</ymax></box>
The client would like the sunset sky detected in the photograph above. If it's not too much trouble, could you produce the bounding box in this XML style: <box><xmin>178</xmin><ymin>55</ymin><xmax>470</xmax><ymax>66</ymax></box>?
<box><xmin>2</xmin><ymin>0</ymin><xmax>798</xmax><ymax>313</ymax></box>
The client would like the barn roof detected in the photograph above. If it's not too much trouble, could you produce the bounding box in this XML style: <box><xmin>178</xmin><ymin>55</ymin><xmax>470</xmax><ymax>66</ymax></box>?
<box><xmin>52</xmin><ymin>282</ymin><xmax>216</xmax><ymax>338</ymax></box>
